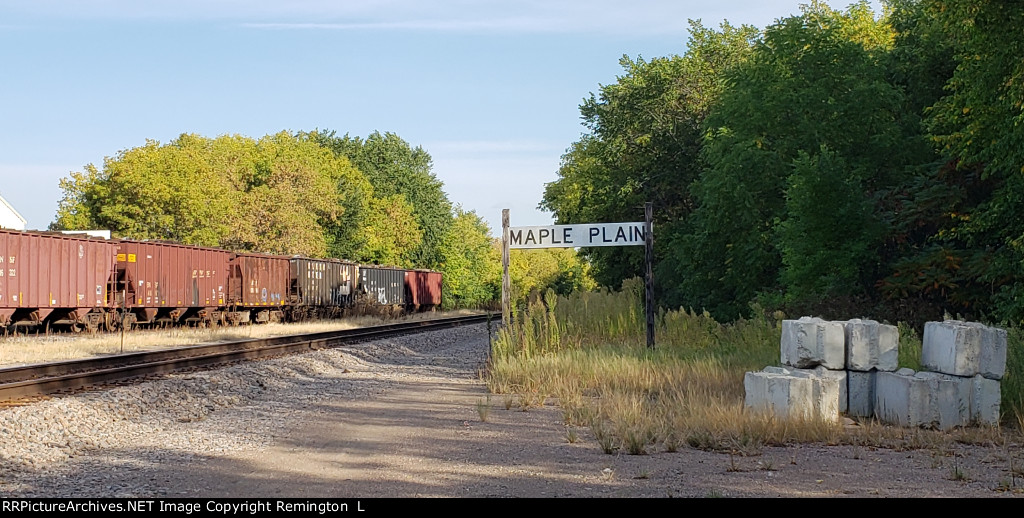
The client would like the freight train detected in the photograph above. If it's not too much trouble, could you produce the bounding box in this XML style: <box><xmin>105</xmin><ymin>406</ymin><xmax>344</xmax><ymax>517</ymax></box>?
<box><xmin>0</xmin><ymin>229</ymin><xmax>442</xmax><ymax>332</ymax></box>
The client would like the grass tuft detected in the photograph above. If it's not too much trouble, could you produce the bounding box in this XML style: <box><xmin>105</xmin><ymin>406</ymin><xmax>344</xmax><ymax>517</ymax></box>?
<box><xmin>949</xmin><ymin>455</ymin><xmax>970</xmax><ymax>482</ymax></box>
<box><xmin>476</xmin><ymin>396</ymin><xmax>492</xmax><ymax>422</ymax></box>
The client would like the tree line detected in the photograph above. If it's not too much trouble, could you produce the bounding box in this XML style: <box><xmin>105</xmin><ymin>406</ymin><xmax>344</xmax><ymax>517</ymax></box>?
<box><xmin>52</xmin><ymin>130</ymin><xmax>594</xmax><ymax>309</ymax></box>
<box><xmin>541</xmin><ymin>0</ymin><xmax>1024</xmax><ymax>327</ymax></box>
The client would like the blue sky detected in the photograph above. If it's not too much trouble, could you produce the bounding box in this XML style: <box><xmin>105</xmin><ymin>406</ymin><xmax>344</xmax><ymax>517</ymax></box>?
<box><xmin>0</xmin><ymin>0</ymin><xmax>881</xmax><ymax>235</ymax></box>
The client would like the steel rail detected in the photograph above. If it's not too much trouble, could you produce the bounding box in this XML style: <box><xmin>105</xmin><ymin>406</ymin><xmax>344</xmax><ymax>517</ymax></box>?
<box><xmin>0</xmin><ymin>314</ymin><xmax>491</xmax><ymax>401</ymax></box>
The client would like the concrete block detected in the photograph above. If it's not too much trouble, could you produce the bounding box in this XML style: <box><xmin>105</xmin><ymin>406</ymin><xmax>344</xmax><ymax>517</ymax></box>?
<box><xmin>922</xmin><ymin>320</ymin><xmax>1007</xmax><ymax>379</ymax></box>
<box><xmin>847</xmin><ymin>370</ymin><xmax>875</xmax><ymax>418</ymax></box>
<box><xmin>971</xmin><ymin>322</ymin><xmax>1008</xmax><ymax>380</ymax></box>
<box><xmin>744</xmin><ymin>370</ymin><xmax>840</xmax><ymax>422</ymax></box>
<box><xmin>812</xmin><ymin>367</ymin><xmax>847</xmax><ymax>414</ymax></box>
<box><xmin>875</xmin><ymin>370</ymin><xmax>970</xmax><ymax>430</ymax></box>
<box><xmin>781</xmin><ymin>317</ymin><xmax>845</xmax><ymax>370</ymax></box>
<box><xmin>915</xmin><ymin>372</ymin><xmax>971</xmax><ymax>429</ymax></box>
<box><xmin>843</xmin><ymin>319</ymin><xmax>899</xmax><ymax>372</ymax></box>
<box><xmin>780</xmin><ymin>366</ymin><xmax>847</xmax><ymax>414</ymax></box>
<box><xmin>970</xmin><ymin>375</ymin><xmax>1001</xmax><ymax>426</ymax></box>
<box><xmin>875</xmin><ymin>370</ymin><xmax>927</xmax><ymax>428</ymax></box>
<box><xmin>814</xmin><ymin>373</ymin><xmax>841</xmax><ymax>421</ymax></box>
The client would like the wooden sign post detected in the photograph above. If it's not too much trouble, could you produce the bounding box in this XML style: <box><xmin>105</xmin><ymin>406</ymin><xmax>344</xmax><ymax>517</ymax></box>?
<box><xmin>501</xmin><ymin>209</ymin><xmax>511</xmax><ymax>327</ymax></box>
<box><xmin>644</xmin><ymin>202</ymin><xmax>654</xmax><ymax>349</ymax></box>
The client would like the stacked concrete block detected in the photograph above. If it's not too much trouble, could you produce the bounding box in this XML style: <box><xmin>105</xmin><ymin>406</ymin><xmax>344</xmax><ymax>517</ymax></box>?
<box><xmin>744</xmin><ymin>368</ymin><xmax>840</xmax><ymax>422</ymax></box>
<box><xmin>875</xmin><ymin>369</ymin><xmax>925</xmax><ymax>428</ymax></box>
<box><xmin>916</xmin><ymin>320</ymin><xmax>1007</xmax><ymax>426</ymax></box>
<box><xmin>875</xmin><ymin>369</ymin><xmax>971</xmax><ymax>430</ymax></box>
<box><xmin>781</xmin><ymin>317</ymin><xmax>845</xmax><ymax>369</ymax></box>
<box><xmin>762</xmin><ymin>366</ymin><xmax>848</xmax><ymax>413</ymax></box>
<box><xmin>843</xmin><ymin>319</ymin><xmax>899</xmax><ymax>372</ymax></box>
<box><xmin>971</xmin><ymin>375</ymin><xmax>1001</xmax><ymax>425</ymax></box>
<box><xmin>745</xmin><ymin>316</ymin><xmax>1006</xmax><ymax>428</ymax></box>
<box><xmin>922</xmin><ymin>320</ymin><xmax>1007</xmax><ymax>380</ymax></box>
<box><xmin>916</xmin><ymin>372</ymin><xmax>972</xmax><ymax>429</ymax></box>
<box><xmin>841</xmin><ymin>319</ymin><xmax>899</xmax><ymax>417</ymax></box>
<box><xmin>802</xmin><ymin>366</ymin><xmax>847</xmax><ymax>414</ymax></box>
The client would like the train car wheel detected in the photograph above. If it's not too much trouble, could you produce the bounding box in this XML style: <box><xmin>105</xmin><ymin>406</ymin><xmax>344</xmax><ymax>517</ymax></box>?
<box><xmin>104</xmin><ymin>313</ymin><xmax>119</xmax><ymax>332</ymax></box>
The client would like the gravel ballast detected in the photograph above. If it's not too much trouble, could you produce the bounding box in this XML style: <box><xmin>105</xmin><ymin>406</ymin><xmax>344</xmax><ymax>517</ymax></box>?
<box><xmin>0</xmin><ymin>324</ymin><xmax>486</xmax><ymax>497</ymax></box>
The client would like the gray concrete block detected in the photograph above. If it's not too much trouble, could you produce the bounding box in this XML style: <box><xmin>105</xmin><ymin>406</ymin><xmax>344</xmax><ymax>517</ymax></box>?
<box><xmin>782</xmin><ymin>366</ymin><xmax>847</xmax><ymax>414</ymax></box>
<box><xmin>847</xmin><ymin>370</ymin><xmax>875</xmax><ymax>418</ymax></box>
<box><xmin>875</xmin><ymin>370</ymin><xmax>927</xmax><ymax>428</ymax></box>
<box><xmin>970</xmin><ymin>375</ymin><xmax>1001</xmax><ymax>426</ymax></box>
<box><xmin>744</xmin><ymin>370</ymin><xmax>840</xmax><ymax>422</ymax></box>
<box><xmin>814</xmin><ymin>373</ymin><xmax>842</xmax><ymax>421</ymax></box>
<box><xmin>923</xmin><ymin>321</ymin><xmax>1007</xmax><ymax>380</ymax></box>
<box><xmin>843</xmin><ymin>319</ymin><xmax>899</xmax><ymax>372</ymax></box>
<box><xmin>915</xmin><ymin>372</ymin><xmax>971</xmax><ymax>429</ymax></box>
<box><xmin>781</xmin><ymin>317</ymin><xmax>845</xmax><ymax>370</ymax></box>
<box><xmin>875</xmin><ymin>370</ymin><xmax>970</xmax><ymax>430</ymax></box>
<box><xmin>970</xmin><ymin>322</ymin><xmax>1008</xmax><ymax>380</ymax></box>
<box><xmin>813</xmin><ymin>367</ymin><xmax>847</xmax><ymax>414</ymax></box>
<box><xmin>922</xmin><ymin>321</ymin><xmax>977</xmax><ymax>377</ymax></box>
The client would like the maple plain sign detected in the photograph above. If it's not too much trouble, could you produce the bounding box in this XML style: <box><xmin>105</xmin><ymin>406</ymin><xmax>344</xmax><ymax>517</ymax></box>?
<box><xmin>509</xmin><ymin>222</ymin><xmax>647</xmax><ymax>249</ymax></box>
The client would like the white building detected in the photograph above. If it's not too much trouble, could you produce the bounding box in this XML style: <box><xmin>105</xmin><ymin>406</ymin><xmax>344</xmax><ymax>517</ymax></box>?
<box><xmin>0</xmin><ymin>194</ymin><xmax>27</xmax><ymax>230</ymax></box>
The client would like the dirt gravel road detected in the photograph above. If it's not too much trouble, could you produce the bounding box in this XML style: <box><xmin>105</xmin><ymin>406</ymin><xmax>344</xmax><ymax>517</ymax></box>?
<box><xmin>3</xmin><ymin>323</ymin><xmax>1023</xmax><ymax>499</ymax></box>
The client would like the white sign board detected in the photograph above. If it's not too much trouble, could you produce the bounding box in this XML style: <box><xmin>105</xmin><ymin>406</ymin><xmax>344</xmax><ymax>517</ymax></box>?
<box><xmin>509</xmin><ymin>222</ymin><xmax>647</xmax><ymax>249</ymax></box>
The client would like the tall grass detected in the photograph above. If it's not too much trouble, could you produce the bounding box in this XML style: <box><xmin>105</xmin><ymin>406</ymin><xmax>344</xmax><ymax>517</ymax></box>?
<box><xmin>488</xmin><ymin>281</ymin><xmax>1023</xmax><ymax>454</ymax></box>
<box><xmin>897</xmin><ymin>322</ymin><xmax>923</xmax><ymax>371</ymax></box>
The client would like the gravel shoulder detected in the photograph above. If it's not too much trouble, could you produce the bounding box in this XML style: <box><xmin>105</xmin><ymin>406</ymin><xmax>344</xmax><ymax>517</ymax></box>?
<box><xmin>1</xmin><ymin>323</ymin><xmax>1022</xmax><ymax>498</ymax></box>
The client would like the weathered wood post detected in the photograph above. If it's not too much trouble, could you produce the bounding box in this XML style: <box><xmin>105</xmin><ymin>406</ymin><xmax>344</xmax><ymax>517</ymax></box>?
<box><xmin>645</xmin><ymin>201</ymin><xmax>654</xmax><ymax>348</ymax></box>
<box><xmin>501</xmin><ymin>209</ymin><xmax>511</xmax><ymax>327</ymax></box>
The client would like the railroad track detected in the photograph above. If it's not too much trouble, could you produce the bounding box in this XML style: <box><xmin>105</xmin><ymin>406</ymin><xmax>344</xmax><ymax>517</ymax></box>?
<box><xmin>0</xmin><ymin>313</ymin><xmax>492</xmax><ymax>402</ymax></box>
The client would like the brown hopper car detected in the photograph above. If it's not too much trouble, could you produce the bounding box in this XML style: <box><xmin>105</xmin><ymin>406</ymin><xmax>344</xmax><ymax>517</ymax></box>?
<box><xmin>0</xmin><ymin>229</ymin><xmax>444</xmax><ymax>331</ymax></box>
